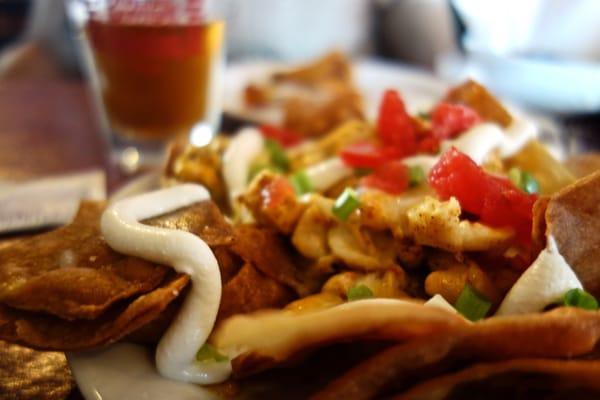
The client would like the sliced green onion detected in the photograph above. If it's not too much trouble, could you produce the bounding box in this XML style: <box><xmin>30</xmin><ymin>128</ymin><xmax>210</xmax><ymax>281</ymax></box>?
<box><xmin>521</xmin><ymin>172</ymin><xmax>539</xmax><ymax>194</ymax></box>
<box><xmin>408</xmin><ymin>165</ymin><xmax>426</xmax><ymax>187</ymax></box>
<box><xmin>265</xmin><ymin>139</ymin><xmax>290</xmax><ymax>171</ymax></box>
<box><xmin>562</xmin><ymin>288</ymin><xmax>599</xmax><ymax>310</ymax></box>
<box><xmin>417</xmin><ymin>111</ymin><xmax>431</xmax><ymax>120</ymax></box>
<box><xmin>508</xmin><ymin>167</ymin><xmax>539</xmax><ymax>194</ymax></box>
<box><xmin>354</xmin><ymin>167</ymin><xmax>372</xmax><ymax>177</ymax></box>
<box><xmin>347</xmin><ymin>284</ymin><xmax>374</xmax><ymax>301</ymax></box>
<box><xmin>196</xmin><ymin>343</ymin><xmax>228</xmax><ymax>363</ymax></box>
<box><xmin>289</xmin><ymin>170</ymin><xmax>313</xmax><ymax>195</ymax></box>
<box><xmin>454</xmin><ymin>284</ymin><xmax>492</xmax><ymax>321</ymax></box>
<box><xmin>332</xmin><ymin>188</ymin><xmax>360</xmax><ymax>221</ymax></box>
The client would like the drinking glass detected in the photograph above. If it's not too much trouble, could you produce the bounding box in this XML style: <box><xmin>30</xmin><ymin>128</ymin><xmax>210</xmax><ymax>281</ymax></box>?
<box><xmin>69</xmin><ymin>0</ymin><xmax>225</xmax><ymax>172</ymax></box>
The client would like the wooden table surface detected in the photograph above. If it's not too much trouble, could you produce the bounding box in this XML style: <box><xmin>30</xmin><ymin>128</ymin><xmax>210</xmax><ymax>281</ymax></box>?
<box><xmin>0</xmin><ymin>78</ymin><xmax>111</xmax><ymax>400</ymax></box>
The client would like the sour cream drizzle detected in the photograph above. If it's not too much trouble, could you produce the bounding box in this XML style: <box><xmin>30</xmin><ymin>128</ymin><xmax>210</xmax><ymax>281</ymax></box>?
<box><xmin>404</xmin><ymin>119</ymin><xmax>537</xmax><ymax>174</ymax></box>
<box><xmin>222</xmin><ymin>127</ymin><xmax>264</xmax><ymax>200</ymax></box>
<box><xmin>496</xmin><ymin>236</ymin><xmax>582</xmax><ymax>316</ymax></box>
<box><xmin>101</xmin><ymin>184</ymin><xmax>231</xmax><ymax>384</ymax></box>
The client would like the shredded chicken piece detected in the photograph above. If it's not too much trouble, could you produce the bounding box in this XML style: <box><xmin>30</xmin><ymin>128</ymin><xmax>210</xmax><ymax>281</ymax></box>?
<box><xmin>425</xmin><ymin>256</ymin><xmax>500</xmax><ymax>304</ymax></box>
<box><xmin>323</xmin><ymin>269</ymin><xmax>407</xmax><ymax>300</ymax></box>
<box><xmin>407</xmin><ymin>197</ymin><xmax>513</xmax><ymax>252</ymax></box>
<box><xmin>240</xmin><ymin>171</ymin><xmax>306</xmax><ymax>234</ymax></box>
<box><xmin>292</xmin><ymin>202</ymin><xmax>333</xmax><ymax>259</ymax></box>
<box><xmin>288</xmin><ymin>120</ymin><xmax>373</xmax><ymax>170</ymax></box>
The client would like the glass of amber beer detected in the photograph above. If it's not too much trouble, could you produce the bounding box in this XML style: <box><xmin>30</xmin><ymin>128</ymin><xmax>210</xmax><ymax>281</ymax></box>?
<box><xmin>76</xmin><ymin>0</ymin><xmax>225</xmax><ymax>171</ymax></box>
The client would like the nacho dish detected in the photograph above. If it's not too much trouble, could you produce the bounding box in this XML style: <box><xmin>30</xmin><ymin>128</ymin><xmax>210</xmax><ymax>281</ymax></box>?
<box><xmin>1</xmin><ymin>53</ymin><xmax>600</xmax><ymax>399</ymax></box>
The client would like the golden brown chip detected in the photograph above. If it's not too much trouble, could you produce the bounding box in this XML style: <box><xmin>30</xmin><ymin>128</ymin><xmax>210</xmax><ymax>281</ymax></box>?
<box><xmin>394</xmin><ymin>358</ymin><xmax>600</xmax><ymax>400</ymax></box>
<box><xmin>231</xmin><ymin>224</ymin><xmax>321</xmax><ymax>296</ymax></box>
<box><xmin>218</xmin><ymin>263</ymin><xmax>295</xmax><ymax>322</ymax></box>
<box><xmin>546</xmin><ymin>171</ymin><xmax>600</xmax><ymax>298</ymax></box>
<box><xmin>444</xmin><ymin>80</ymin><xmax>512</xmax><ymax>127</ymax></box>
<box><xmin>312</xmin><ymin>307</ymin><xmax>600</xmax><ymax>400</ymax></box>
<box><xmin>272</xmin><ymin>51</ymin><xmax>352</xmax><ymax>86</ymax></box>
<box><xmin>0</xmin><ymin>199</ymin><xmax>234</xmax><ymax>349</ymax></box>
<box><xmin>0</xmin><ymin>273</ymin><xmax>189</xmax><ymax>351</ymax></box>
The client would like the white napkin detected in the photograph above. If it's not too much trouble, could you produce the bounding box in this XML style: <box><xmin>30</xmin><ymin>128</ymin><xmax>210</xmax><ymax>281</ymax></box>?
<box><xmin>0</xmin><ymin>170</ymin><xmax>106</xmax><ymax>233</ymax></box>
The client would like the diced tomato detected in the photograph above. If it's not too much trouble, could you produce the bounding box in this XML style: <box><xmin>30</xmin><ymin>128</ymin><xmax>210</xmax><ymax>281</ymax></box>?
<box><xmin>429</xmin><ymin>147</ymin><xmax>537</xmax><ymax>245</ymax></box>
<box><xmin>340</xmin><ymin>142</ymin><xmax>401</xmax><ymax>169</ymax></box>
<box><xmin>376</xmin><ymin>90</ymin><xmax>417</xmax><ymax>156</ymax></box>
<box><xmin>480</xmin><ymin>176</ymin><xmax>537</xmax><ymax>244</ymax></box>
<box><xmin>431</xmin><ymin>102</ymin><xmax>481</xmax><ymax>140</ymax></box>
<box><xmin>361</xmin><ymin>160</ymin><xmax>409</xmax><ymax>194</ymax></box>
<box><xmin>259</xmin><ymin>124</ymin><xmax>302</xmax><ymax>147</ymax></box>
<box><xmin>428</xmin><ymin>147</ymin><xmax>488</xmax><ymax>215</ymax></box>
<box><xmin>416</xmin><ymin>134</ymin><xmax>440</xmax><ymax>154</ymax></box>
<box><xmin>262</xmin><ymin>176</ymin><xmax>296</xmax><ymax>208</ymax></box>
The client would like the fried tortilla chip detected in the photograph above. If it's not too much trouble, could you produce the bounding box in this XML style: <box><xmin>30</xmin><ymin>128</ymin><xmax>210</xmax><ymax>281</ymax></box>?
<box><xmin>0</xmin><ymin>273</ymin><xmax>189</xmax><ymax>351</ymax></box>
<box><xmin>212</xmin><ymin>299</ymin><xmax>469</xmax><ymax>377</ymax></box>
<box><xmin>395</xmin><ymin>358</ymin><xmax>600</xmax><ymax>400</ymax></box>
<box><xmin>546</xmin><ymin>171</ymin><xmax>600</xmax><ymax>298</ymax></box>
<box><xmin>312</xmin><ymin>307</ymin><xmax>600</xmax><ymax>400</ymax></box>
<box><xmin>0</xmin><ymin>199</ymin><xmax>234</xmax><ymax>350</ymax></box>
<box><xmin>443</xmin><ymin>80</ymin><xmax>512</xmax><ymax>127</ymax></box>
<box><xmin>231</xmin><ymin>224</ymin><xmax>321</xmax><ymax>296</ymax></box>
<box><xmin>218</xmin><ymin>263</ymin><xmax>295</xmax><ymax>322</ymax></box>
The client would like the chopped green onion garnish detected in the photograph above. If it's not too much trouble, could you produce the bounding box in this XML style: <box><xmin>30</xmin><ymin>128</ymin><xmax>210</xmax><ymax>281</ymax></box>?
<box><xmin>417</xmin><ymin>111</ymin><xmax>431</xmax><ymax>120</ymax></box>
<box><xmin>265</xmin><ymin>139</ymin><xmax>290</xmax><ymax>171</ymax></box>
<box><xmin>347</xmin><ymin>284</ymin><xmax>374</xmax><ymax>301</ymax></box>
<box><xmin>196</xmin><ymin>343</ymin><xmax>228</xmax><ymax>363</ymax></box>
<box><xmin>354</xmin><ymin>167</ymin><xmax>372</xmax><ymax>177</ymax></box>
<box><xmin>289</xmin><ymin>170</ymin><xmax>313</xmax><ymax>195</ymax></box>
<box><xmin>454</xmin><ymin>284</ymin><xmax>492</xmax><ymax>321</ymax></box>
<box><xmin>332</xmin><ymin>188</ymin><xmax>360</xmax><ymax>221</ymax></box>
<box><xmin>408</xmin><ymin>165</ymin><xmax>426</xmax><ymax>187</ymax></box>
<box><xmin>508</xmin><ymin>167</ymin><xmax>539</xmax><ymax>194</ymax></box>
<box><xmin>562</xmin><ymin>288</ymin><xmax>599</xmax><ymax>310</ymax></box>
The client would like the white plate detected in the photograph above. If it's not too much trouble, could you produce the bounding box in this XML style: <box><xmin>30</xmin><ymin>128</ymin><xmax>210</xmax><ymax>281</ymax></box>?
<box><xmin>67</xmin><ymin>60</ymin><xmax>555</xmax><ymax>400</ymax></box>
<box><xmin>223</xmin><ymin>59</ymin><xmax>448</xmax><ymax>123</ymax></box>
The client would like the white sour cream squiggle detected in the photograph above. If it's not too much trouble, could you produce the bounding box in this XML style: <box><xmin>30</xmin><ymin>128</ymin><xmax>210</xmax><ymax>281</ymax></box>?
<box><xmin>404</xmin><ymin>119</ymin><xmax>537</xmax><ymax>173</ymax></box>
<box><xmin>496</xmin><ymin>236</ymin><xmax>582</xmax><ymax>316</ymax></box>
<box><xmin>101</xmin><ymin>184</ymin><xmax>231</xmax><ymax>384</ymax></box>
<box><xmin>222</xmin><ymin>127</ymin><xmax>264</xmax><ymax>200</ymax></box>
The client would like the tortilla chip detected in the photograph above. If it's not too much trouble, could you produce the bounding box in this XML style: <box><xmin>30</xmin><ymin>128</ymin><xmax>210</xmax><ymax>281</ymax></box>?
<box><xmin>0</xmin><ymin>199</ymin><xmax>234</xmax><ymax>349</ymax></box>
<box><xmin>0</xmin><ymin>201</ymin><xmax>232</xmax><ymax>321</ymax></box>
<box><xmin>443</xmin><ymin>80</ymin><xmax>512</xmax><ymax>127</ymax></box>
<box><xmin>213</xmin><ymin>299</ymin><xmax>468</xmax><ymax>377</ymax></box>
<box><xmin>218</xmin><ymin>263</ymin><xmax>295</xmax><ymax>322</ymax></box>
<box><xmin>312</xmin><ymin>307</ymin><xmax>600</xmax><ymax>399</ymax></box>
<box><xmin>395</xmin><ymin>358</ymin><xmax>600</xmax><ymax>400</ymax></box>
<box><xmin>505</xmin><ymin>140</ymin><xmax>575</xmax><ymax>195</ymax></box>
<box><xmin>231</xmin><ymin>225</ymin><xmax>321</xmax><ymax>296</ymax></box>
<box><xmin>0</xmin><ymin>273</ymin><xmax>189</xmax><ymax>351</ymax></box>
<box><xmin>546</xmin><ymin>171</ymin><xmax>600</xmax><ymax>298</ymax></box>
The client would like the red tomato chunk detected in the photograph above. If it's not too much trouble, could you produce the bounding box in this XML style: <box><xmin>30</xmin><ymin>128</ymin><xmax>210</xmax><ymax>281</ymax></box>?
<box><xmin>362</xmin><ymin>160</ymin><xmax>409</xmax><ymax>195</ymax></box>
<box><xmin>429</xmin><ymin>147</ymin><xmax>537</xmax><ymax>244</ymax></box>
<box><xmin>431</xmin><ymin>102</ymin><xmax>481</xmax><ymax>140</ymax></box>
<box><xmin>259</xmin><ymin>124</ymin><xmax>302</xmax><ymax>147</ymax></box>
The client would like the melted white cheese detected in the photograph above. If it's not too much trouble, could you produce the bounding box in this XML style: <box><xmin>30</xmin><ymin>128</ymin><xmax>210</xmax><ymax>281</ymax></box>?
<box><xmin>222</xmin><ymin>127</ymin><xmax>264</xmax><ymax>200</ymax></box>
<box><xmin>304</xmin><ymin>157</ymin><xmax>353</xmax><ymax>192</ymax></box>
<box><xmin>425</xmin><ymin>294</ymin><xmax>458</xmax><ymax>314</ymax></box>
<box><xmin>496</xmin><ymin>236</ymin><xmax>582</xmax><ymax>316</ymax></box>
<box><xmin>403</xmin><ymin>119</ymin><xmax>538</xmax><ymax>173</ymax></box>
<box><xmin>101</xmin><ymin>184</ymin><xmax>231</xmax><ymax>384</ymax></box>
